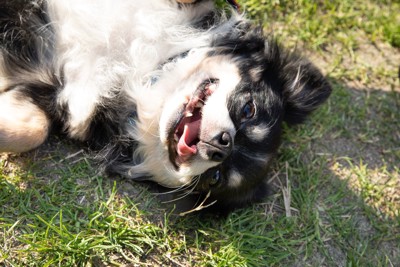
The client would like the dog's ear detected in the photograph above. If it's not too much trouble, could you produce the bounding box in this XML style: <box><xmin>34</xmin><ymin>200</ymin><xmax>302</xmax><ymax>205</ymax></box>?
<box><xmin>279</xmin><ymin>53</ymin><xmax>332</xmax><ymax>124</ymax></box>
<box><xmin>212</xmin><ymin>21</ymin><xmax>331</xmax><ymax>124</ymax></box>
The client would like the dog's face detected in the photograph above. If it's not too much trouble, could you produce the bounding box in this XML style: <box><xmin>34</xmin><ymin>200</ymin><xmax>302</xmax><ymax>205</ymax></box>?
<box><xmin>131</xmin><ymin>23</ymin><xmax>331</xmax><ymax>210</ymax></box>
<box><xmin>158</xmin><ymin>55</ymin><xmax>283</xmax><ymax>208</ymax></box>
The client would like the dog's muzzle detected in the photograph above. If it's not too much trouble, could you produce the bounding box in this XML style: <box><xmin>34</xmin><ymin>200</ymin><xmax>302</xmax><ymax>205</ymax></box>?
<box><xmin>167</xmin><ymin>79</ymin><xmax>223</xmax><ymax>168</ymax></box>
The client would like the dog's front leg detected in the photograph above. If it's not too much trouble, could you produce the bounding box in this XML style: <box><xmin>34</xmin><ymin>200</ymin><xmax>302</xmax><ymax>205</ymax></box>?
<box><xmin>0</xmin><ymin>89</ymin><xmax>50</xmax><ymax>153</ymax></box>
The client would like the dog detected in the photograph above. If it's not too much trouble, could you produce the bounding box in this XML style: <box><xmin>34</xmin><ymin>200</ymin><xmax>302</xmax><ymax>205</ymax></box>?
<box><xmin>0</xmin><ymin>0</ymin><xmax>331</xmax><ymax>212</ymax></box>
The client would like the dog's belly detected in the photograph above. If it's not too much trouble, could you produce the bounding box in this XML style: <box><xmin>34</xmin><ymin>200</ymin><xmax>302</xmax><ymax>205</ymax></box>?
<box><xmin>49</xmin><ymin>0</ymin><xmax>213</xmax><ymax>140</ymax></box>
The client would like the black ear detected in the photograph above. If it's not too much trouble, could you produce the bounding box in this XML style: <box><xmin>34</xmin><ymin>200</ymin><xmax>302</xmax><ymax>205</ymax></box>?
<box><xmin>280</xmin><ymin>53</ymin><xmax>332</xmax><ymax>125</ymax></box>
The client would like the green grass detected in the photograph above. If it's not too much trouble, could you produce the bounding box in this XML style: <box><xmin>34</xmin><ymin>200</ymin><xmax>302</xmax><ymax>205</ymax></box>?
<box><xmin>1</xmin><ymin>0</ymin><xmax>400</xmax><ymax>266</ymax></box>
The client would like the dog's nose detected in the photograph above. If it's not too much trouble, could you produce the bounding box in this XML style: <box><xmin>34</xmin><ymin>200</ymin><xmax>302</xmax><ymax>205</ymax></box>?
<box><xmin>206</xmin><ymin>132</ymin><xmax>233</xmax><ymax>162</ymax></box>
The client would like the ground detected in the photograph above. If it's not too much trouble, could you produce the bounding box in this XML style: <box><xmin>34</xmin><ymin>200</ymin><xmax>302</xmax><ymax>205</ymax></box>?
<box><xmin>1</xmin><ymin>0</ymin><xmax>399</xmax><ymax>266</ymax></box>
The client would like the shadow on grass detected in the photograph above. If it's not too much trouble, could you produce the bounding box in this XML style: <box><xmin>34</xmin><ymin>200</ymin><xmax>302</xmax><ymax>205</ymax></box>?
<box><xmin>0</xmin><ymin>82</ymin><xmax>399</xmax><ymax>266</ymax></box>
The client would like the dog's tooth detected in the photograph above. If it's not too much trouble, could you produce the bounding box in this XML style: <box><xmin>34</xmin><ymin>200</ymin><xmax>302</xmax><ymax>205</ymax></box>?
<box><xmin>195</xmin><ymin>102</ymin><xmax>204</xmax><ymax>108</ymax></box>
<box><xmin>206</xmin><ymin>83</ymin><xmax>217</xmax><ymax>94</ymax></box>
<box><xmin>185</xmin><ymin>111</ymin><xmax>193</xmax><ymax>117</ymax></box>
<box><xmin>184</xmin><ymin>95</ymin><xmax>191</xmax><ymax>104</ymax></box>
<box><xmin>209</xmin><ymin>83</ymin><xmax>217</xmax><ymax>90</ymax></box>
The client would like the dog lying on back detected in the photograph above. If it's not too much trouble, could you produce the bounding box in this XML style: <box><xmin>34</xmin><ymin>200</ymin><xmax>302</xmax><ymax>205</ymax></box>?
<box><xmin>0</xmin><ymin>0</ymin><xmax>331</xmax><ymax>212</ymax></box>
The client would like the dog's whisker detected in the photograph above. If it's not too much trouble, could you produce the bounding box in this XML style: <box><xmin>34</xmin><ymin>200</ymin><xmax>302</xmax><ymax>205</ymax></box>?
<box><xmin>179</xmin><ymin>191</ymin><xmax>217</xmax><ymax>216</ymax></box>
<box><xmin>159</xmin><ymin>176</ymin><xmax>200</xmax><ymax>204</ymax></box>
<box><xmin>155</xmin><ymin>174</ymin><xmax>199</xmax><ymax>196</ymax></box>
<box><xmin>267</xmin><ymin>118</ymin><xmax>279</xmax><ymax>129</ymax></box>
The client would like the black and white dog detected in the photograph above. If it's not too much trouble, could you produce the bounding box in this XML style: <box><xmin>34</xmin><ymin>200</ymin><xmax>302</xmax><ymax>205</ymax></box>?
<box><xmin>0</xmin><ymin>0</ymin><xmax>331</xmax><ymax>211</ymax></box>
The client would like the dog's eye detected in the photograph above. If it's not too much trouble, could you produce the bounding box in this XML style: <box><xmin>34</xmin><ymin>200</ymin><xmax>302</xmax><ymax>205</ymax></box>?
<box><xmin>241</xmin><ymin>101</ymin><xmax>256</xmax><ymax>121</ymax></box>
<box><xmin>210</xmin><ymin>170</ymin><xmax>221</xmax><ymax>186</ymax></box>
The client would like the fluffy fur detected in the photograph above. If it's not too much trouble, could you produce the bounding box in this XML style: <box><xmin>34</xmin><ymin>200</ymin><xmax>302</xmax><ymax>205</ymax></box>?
<box><xmin>0</xmin><ymin>0</ymin><xmax>332</xmax><ymax>212</ymax></box>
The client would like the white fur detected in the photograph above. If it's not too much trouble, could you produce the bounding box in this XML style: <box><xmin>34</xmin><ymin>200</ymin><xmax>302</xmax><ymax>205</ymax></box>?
<box><xmin>48</xmin><ymin>0</ymin><xmax>215</xmax><ymax>139</ymax></box>
<box><xmin>228</xmin><ymin>168</ymin><xmax>243</xmax><ymax>188</ymax></box>
<box><xmin>246</xmin><ymin>123</ymin><xmax>270</xmax><ymax>142</ymax></box>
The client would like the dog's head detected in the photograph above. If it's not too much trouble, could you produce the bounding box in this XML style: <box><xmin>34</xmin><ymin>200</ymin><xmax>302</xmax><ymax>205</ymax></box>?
<box><xmin>126</xmin><ymin>20</ymin><xmax>331</xmax><ymax>211</ymax></box>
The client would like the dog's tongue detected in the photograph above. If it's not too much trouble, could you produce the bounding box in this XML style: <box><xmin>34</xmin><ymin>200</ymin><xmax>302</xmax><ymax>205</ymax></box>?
<box><xmin>177</xmin><ymin>115</ymin><xmax>201</xmax><ymax>160</ymax></box>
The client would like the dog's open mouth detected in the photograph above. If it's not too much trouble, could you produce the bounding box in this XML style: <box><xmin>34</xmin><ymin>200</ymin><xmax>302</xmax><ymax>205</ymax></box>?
<box><xmin>168</xmin><ymin>79</ymin><xmax>219</xmax><ymax>169</ymax></box>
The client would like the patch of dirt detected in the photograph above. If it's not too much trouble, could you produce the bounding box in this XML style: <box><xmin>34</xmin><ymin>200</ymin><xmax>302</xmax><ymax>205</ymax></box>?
<box><xmin>314</xmin><ymin>136</ymin><xmax>394</xmax><ymax>170</ymax></box>
<box><xmin>1</xmin><ymin>136</ymin><xmax>83</xmax><ymax>180</ymax></box>
<box><xmin>308</xmin><ymin>33</ymin><xmax>400</xmax><ymax>92</ymax></box>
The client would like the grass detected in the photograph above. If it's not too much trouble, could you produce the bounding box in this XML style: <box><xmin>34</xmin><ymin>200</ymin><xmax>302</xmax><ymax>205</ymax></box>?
<box><xmin>1</xmin><ymin>0</ymin><xmax>400</xmax><ymax>266</ymax></box>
